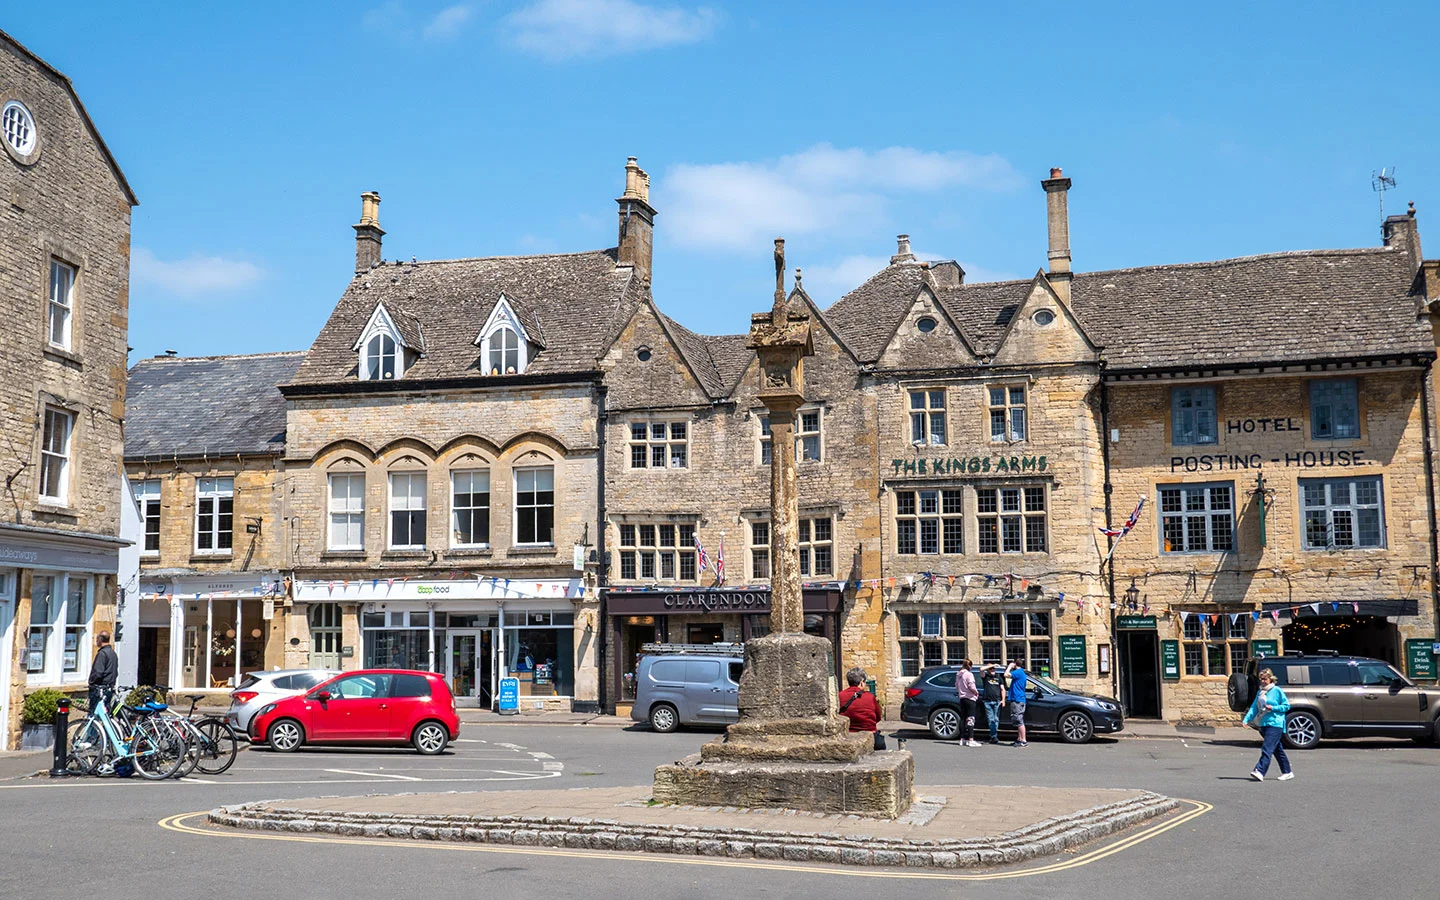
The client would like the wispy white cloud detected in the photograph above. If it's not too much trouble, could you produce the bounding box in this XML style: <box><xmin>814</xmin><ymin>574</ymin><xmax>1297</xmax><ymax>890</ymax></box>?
<box><xmin>132</xmin><ymin>248</ymin><xmax>263</xmax><ymax>296</ymax></box>
<box><xmin>363</xmin><ymin>2</ymin><xmax>477</xmax><ymax>42</ymax></box>
<box><xmin>663</xmin><ymin>144</ymin><xmax>1021</xmax><ymax>252</ymax></box>
<box><xmin>504</xmin><ymin>0</ymin><xmax>718</xmax><ymax>60</ymax></box>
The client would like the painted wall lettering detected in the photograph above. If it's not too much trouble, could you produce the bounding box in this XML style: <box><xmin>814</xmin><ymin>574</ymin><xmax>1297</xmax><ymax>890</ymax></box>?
<box><xmin>891</xmin><ymin>455</ymin><xmax>1047</xmax><ymax>478</ymax></box>
<box><xmin>1225</xmin><ymin>417</ymin><xmax>1301</xmax><ymax>434</ymax></box>
<box><xmin>1169</xmin><ymin>450</ymin><xmax>1367</xmax><ymax>473</ymax></box>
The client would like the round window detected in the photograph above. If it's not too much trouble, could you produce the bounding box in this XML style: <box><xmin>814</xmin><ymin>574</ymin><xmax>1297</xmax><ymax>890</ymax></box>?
<box><xmin>636</xmin><ymin>347</ymin><xmax>652</xmax><ymax>362</ymax></box>
<box><xmin>916</xmin><ymin>316</ymin><xmax>938</xmax><ymax>334</ymax></box>
<box><xmin>1</xmin><ymin>100</ymin><xmax>37</xmax><ymax>157</ymax></box>
<box><xmin>1033</xmin><ymin>309</ymin><xmax>1056</xmax><ymax>326</ymax></box>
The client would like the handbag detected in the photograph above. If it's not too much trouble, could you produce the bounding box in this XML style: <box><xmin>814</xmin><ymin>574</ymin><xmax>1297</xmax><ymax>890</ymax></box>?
<box><xmin>873</xmin><ymin>732</ymin><xmax>887</xmax><ymax>751</ymax></box>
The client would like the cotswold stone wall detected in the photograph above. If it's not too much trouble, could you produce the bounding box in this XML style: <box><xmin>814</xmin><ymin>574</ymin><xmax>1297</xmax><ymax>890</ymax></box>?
<box><xmin>123</xmin><ymin>459</ymin><xmax>289</xmax><ymax>573</ymax></box>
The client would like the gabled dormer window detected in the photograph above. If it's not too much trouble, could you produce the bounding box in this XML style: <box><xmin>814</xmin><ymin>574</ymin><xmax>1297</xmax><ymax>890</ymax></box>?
<box><xmin>353</xmin><ymin>303</ymin><xmax>410</xmax><ymax>381</ymax></box>
<box><xmin>474</xmin><ymin>295</ymin><xmax>530</xmax><ymax>376</ymax></box>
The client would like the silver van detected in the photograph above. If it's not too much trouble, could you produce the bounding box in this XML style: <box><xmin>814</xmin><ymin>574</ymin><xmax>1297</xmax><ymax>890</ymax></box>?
<box><xmin>631</xmin><ymin>643</ymin><xmax>743</xmax><ymax>732</ymax></box>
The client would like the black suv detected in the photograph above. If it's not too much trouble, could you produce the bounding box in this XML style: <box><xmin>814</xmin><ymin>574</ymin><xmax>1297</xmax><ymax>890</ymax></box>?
<box><xmin>899</xmin><ymin>666</ymin><xmax>1125</xmax><ymax>743</ymax></box>
<box><xmin>1228</xmin><ymin>652</ymin><xmax>1439</xmax><ymax>750</ymax></box>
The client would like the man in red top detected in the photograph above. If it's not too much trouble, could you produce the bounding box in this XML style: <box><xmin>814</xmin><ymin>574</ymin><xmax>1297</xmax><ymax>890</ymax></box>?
<box><xmin>837</xmin><ymin>667</ymin><xmax>879</xmax><ymax>733</ymax></box>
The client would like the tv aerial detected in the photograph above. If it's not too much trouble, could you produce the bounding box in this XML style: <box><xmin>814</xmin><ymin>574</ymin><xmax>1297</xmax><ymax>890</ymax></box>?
<box><xmin>1372</xmin><ymin>167</ymin><xmax>1397</xmax><ymax>218</ymax></box>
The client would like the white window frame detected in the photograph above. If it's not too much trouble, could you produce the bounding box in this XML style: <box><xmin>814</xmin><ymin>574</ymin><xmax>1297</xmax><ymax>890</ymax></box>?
<box><xmin>487</xmin><ymin>326</ymin><xmax>522</xmax><ymax>375</ymax></box>
<box><xmin>474</xmin><ymin>295</ymin><xmax>532</xmax><ymax>376</ymax></box>
<box><xmin>39</xmin><ymin>406</ymin><xmax>73</xmax><ymax>504</ymax></box>
<box><xmin>450</xmin><ymin>469</ymin><xmax>491</xmax><ymax>549</ymax></box>
<box><xmin>328</xmin><ymin>472</ymin><xmax>366</xmax><ymax>551</ymax></box>
<box><xmin>988</xmin><ymin>384</ymin><xmax>1027</xmax><ymax>443</ymax></box>
<box><xmin>629</xmin><ymin>418</ymin><xmax>689</xmax><ymax>470</ymax></box>
<box><xmin>388</xmin><ymin>471</ymin><xmax>428</xmax><ymax>550</ymax></box>
<box><xmin>195</xmin><ymin>476</ymin><xmax>235</xmax><ymax>554</ymax></box>
<box><xmin>798</xmin><ymin>516</ymin><xmax>833</xmax><ymax>576</ymax></box>
<box><xmin>26</xmin><ymin>572</ymin><xmax>92</xmax><ymax>686</ymax></box>
<box><xmin>133</xmin><ymin>479</ymin><xmax>162</xmax><ymax>556</ymax></box>
<box><xmin>353</xmin><ymin>304</ymin><xmax>408</xmax><ymax>381</ymax></box>
<box><xmin>514</xmin><ymin>466</ymin><xmax>555</xmax><ymax>546</ymax></box>
<box><xmin>749</xmin><ymin>520</ymin><xmax>771</xmax><ymax>581</ymax></box>
<box><xmin>48</xmin><ymin>259</ymin><xmax>75</xmax><ymax>351</ymax></box>
<box><xmin>2</xmin><ymin>100</ymin><xmax>37</xmax><ymax>156</ymax></box>
<box><xmin>909</xmin><ymin>389</ymin><xmax>947</xmax><ymax>445</ymax></box>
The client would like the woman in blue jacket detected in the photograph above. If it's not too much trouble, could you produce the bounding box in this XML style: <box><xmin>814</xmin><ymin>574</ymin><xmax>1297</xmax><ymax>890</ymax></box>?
<box><xmin>1242</xmin><ymin>668</ymin><xmax>1294</xmax><ymax>781</ymax></box>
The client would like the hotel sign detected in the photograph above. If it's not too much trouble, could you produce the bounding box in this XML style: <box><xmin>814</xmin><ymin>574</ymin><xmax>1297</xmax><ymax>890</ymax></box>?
<box><xmin>891</xmin><ymin>455</ymin><xmax>1048</xmax><ymax>477</ymax></box>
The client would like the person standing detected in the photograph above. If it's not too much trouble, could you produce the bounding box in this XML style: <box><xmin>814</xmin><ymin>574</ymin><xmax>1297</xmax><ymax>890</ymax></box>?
<box><xmin>955</xmin><ymin>659</ymin><xmax>980</xmax><ymax>746</ymax></box>
<box><xmin>88</xmin><ymin>631</ymin><xmax>118</xmax><ymax>713</ymax></box>
<box><xmin>980</xmin><ymin>664</ymin><xmax>1005</xmax><ymax>744</ymax></box>
<box><xmin>837</xmin><ymin>667</ymin><xmax>880</xmax><ymax>736</ymax></box>
<box><xmin>1242</xmin><ymin>668</ymin><xmax>1294</xmax><ymax>781</ymax></box>
<box><xmin>1006</xmin><ymin>661</ymin><xmax>1029</xmax><ymax>747</ymax></box>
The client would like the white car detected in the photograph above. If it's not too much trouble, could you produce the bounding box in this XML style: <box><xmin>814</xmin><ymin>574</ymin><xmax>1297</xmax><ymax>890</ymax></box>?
<box><xmin>226</xmin><ymin>669</ymin><xmax>338</xmax><ymax>735</ymax></box>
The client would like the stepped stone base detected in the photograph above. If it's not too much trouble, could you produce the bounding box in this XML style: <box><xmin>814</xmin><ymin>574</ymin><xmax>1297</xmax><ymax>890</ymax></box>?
<box><xmin>653</xmin><ymin>751</ymin><xmax>915</xmax><ymax>818</ymax></box>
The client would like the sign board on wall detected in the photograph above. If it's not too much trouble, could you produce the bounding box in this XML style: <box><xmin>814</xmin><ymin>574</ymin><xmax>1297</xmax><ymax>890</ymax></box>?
<box><xmin>1251</xmin><ymin>640</ymin><xmax>1279</xmax><ymax>659</ymax></box>
<box><xmin>262</xmin><ymin>599</ymin><xmax>275</xmax><ymax>621</ymax></box>
<box><xmin>1160</xmin><ymin>640</ymin><xmax>1181</xmax><ymax>681</ymax></box>
<box><xmin>1116</xmin><ymin>615</ymin><xmax>1157</xmax><ymax>630</ymax></box>
<box><xmin>1405</xmin><ymin>639</ymin><xmax>1437</xmax><ymax>680</ymax></box>
<box><xmin>1059</xmin><ymin>635</ymin><xmax>1087</xmax><ymax>676</ymax></box>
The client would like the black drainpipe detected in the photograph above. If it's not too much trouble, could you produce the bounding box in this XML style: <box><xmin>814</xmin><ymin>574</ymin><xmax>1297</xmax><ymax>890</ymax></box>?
<box><xmin>595</xmin><ymin>382</ymin><xmax>610</xmax><ymax>713</ymax></box>
<box><xmin>1419</xmin><ymin>365</ymin><xmax>1440</xmax><ymax>665</ymax></box>
<box><xmin>1099</xmin><ymin>366</ymin><xmax>1120</xmax><ymax>707</ymax></box>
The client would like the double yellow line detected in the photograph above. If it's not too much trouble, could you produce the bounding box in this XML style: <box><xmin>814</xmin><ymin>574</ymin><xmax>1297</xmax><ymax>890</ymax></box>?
<box><xmin>159</xmin><ymin>799</ymin><xmax>1211</xmax><ymax>882</ymax></box>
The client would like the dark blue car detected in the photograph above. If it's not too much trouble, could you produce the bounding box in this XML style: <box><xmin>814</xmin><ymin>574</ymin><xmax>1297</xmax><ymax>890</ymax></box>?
<box><xmin>899</xmin><ymin>666</ymin><xmax>1125</xmax><ymax>743</ymax></box>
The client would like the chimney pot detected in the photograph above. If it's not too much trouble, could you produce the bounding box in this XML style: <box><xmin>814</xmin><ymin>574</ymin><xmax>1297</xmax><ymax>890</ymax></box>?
<box><xmin>616</xmin><ymin>157</ymin><xmax>656</xmax><ymax>280</ymax></box>
<box><xmin>891</xmin><ymin>234</ymin><xmax>916</xmax><ymax>264</ymax></box>
<box><xmin>1050</xmin><ymin>167</ymin><xmax>1063</xmax><ymax>178</ymax></box>
<box><xmin>353</xmin><ymin>191</ymin><xmax>385</xmax><ymax>273</ymax></box>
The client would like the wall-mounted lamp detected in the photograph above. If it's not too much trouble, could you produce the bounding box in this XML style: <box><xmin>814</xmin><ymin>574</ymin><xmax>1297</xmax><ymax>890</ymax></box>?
<box><xmin>1124</xmin><ymin>579</ymin><xmax>1140</xmax><ymax>609</ymax></box>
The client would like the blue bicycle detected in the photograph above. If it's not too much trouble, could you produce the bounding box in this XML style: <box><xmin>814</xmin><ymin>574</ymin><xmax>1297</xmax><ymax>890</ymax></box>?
<box><xmin>66</xmin><ymin>686</ymin><xmax>186</xmax><ymax>780</ymax></box>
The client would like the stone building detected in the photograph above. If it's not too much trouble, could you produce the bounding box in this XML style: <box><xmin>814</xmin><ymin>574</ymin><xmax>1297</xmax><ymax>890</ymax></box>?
<box><xmin>123</xmin><ymin>351</ymin><xmax>302</xmax><ymax>691</ymax></box>
<box><xmin>0</xmin><ymin>30</ymin><xmax>136</xmax><ymax>748</ymax></box>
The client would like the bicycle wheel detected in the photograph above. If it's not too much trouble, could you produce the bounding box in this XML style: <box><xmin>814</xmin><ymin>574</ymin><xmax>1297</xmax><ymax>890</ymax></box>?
<box><xmin>167</xmin><ymin>717</ymin><xmax>201</xmax><ymax>779</ymax></box>
<box><xmin>67</xmin><ymin>717</ymin><xmax>108</xmax><ymax>775</ymax></box>
<box><xmin>193</xmin><ymin>719</ymin><xmax>239</xmax><ymax>775</ymax></box>
<box><xmin>130</xmin><ymin>718</ymin><xmax>185</xmax><ymax>780</ymax></box>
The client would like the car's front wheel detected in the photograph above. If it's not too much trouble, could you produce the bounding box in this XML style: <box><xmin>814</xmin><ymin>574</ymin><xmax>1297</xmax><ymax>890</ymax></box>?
<box><xmin>1283</xmin><ymin>711</ymin><xmax>1322</xmax><ymax>750</ymax></box>
<box><xmin>1058</xmin><ymin>710</ymin><xmax>1094</xmax><ymax>744</ymax></box>
<box><xmin>928</xmin><ymin>707</ymin><xmax>961</xmax><ymax>740</ymax></box>
<box><xmin>267</xmin><ymin>718</ymin><xmax>304</xmax><ymax>753</ymax></box>
<box><xmin>649</xmin><ymin>703</ymin><xmax>679</xmax><ymax>733</ymax></box>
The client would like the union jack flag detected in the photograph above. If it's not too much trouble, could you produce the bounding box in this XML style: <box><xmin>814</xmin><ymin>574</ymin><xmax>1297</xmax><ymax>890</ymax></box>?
<box><xmin>1099</xmin><ymin>496</ymin><xmax>1146</xmax><ymax>540</ymax></box>
<box><xmin>716</xmin><ymin>535</ymin><xmax>726</xmax><ymax>585</ymax></box>
<box><xmin>695</xmin><ymin>532</ymin><xmax>711</xmax><ymax>574</ymax></box>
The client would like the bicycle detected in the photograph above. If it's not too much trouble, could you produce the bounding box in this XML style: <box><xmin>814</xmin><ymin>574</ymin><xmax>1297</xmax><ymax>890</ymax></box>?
<box><xmin>66</xmin><ymin>686</ymin><xmax>186</xmax><ymax>780</ymax></box>
<box><xmin>133</xmin><ymin>687</ymin><xmax>239</xmax><ymax>777</ymax></box>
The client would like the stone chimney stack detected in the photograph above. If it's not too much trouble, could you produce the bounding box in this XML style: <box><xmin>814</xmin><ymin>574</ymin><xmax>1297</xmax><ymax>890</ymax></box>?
<box><xmin>616</xmin><ymin>157</ymin><xmax>656</xmax><ymax>282</ymax></box>
<box><xmin>353</xmin><ymin>191</ymin><xmax>384</xmax><ymax>273</ymax></box>
<box><xmin>1382</xmin><ymin>202</ymin><xmax>1422</xmax><ymax>272</ymax></box>
<box><xmin>1041</xmin><ymin>167</ymin><xmax>1073</xmax><ymax>303</ymax></box>
<box><xmin>891</xmin><ymin>234</ymin><xmax>916</xmax><ymax>264</ymax></box>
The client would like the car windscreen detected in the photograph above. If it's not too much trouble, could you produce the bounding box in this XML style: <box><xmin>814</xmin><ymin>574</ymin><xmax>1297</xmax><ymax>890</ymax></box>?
<box><xmin>1027</xmin><ymin>674</ymin><xmax>1061</xmax><ymax>694</ymax></box>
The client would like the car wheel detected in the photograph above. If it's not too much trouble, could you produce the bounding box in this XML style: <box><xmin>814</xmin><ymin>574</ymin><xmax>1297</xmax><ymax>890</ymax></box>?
<box><xmin>928</xmin><ymin>707</ymin><xmax>961</xmax><ymax>741</ymax></box>
<box><xmin>413</xmin><ymin>721</ymin><xmax>449</xmax><ymax>755</ymax></box>
<box><xmin>1227</xmin><ymin>672</ymin><xmax>1252</xmax><ymax>713</ymax></box>
<box><xmin>1058</xmin><ymin>710</ymin><xmax>1094</xmax><ymax>744</ymax></box>
<box><xmin>649</xmin><ymin>703</ymin><xmax>679</xmax><ymax>733</ymax></box>
<box><xmin>1283</xmin><ymin>711</ymin><xmax>1321</xmax><ymax>750</ymax></box>
<box><xmin>267</xmin><ymin>718</ymin><xmax>304</xmax><ymax>753</ymax></box>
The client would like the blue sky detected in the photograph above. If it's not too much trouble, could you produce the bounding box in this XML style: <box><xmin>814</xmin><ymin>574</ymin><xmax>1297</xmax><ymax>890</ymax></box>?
<box><xmin>10</xmin><ymin>2</ymin><xmax>1439</xmax><ymax>359</ymax></box>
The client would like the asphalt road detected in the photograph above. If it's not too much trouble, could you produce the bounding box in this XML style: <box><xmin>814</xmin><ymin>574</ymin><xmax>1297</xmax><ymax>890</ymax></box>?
<box><xmin>2</xmin><ymin>724</ymin><xmax>1436</xmax><ymax>899</ymax></box>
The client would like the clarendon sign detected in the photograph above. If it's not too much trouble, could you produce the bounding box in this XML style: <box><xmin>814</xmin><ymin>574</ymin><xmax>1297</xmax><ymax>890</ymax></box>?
<box><xmin>606</xmin><ymin>587</ymin><xmax>842</xmax><ymax>616</ymax></box>
<box><xmin>891</xmin><ymin>455</ymin><xmax>1048</xmax><ymax>477</ymax></box>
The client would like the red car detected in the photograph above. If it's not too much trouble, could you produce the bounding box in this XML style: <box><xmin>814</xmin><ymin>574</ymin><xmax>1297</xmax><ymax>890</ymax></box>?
<box><xmin>249</xmin><ymin>669</ymin><xmax>459</xmax><ymax>755</ymax></box>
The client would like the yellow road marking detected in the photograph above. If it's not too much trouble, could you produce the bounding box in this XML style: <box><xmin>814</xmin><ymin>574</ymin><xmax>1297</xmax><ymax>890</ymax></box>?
<box><xmin>158</xmin><ymin>799</ymin><xmax>1211</xmax><ymax>881</ymax></box>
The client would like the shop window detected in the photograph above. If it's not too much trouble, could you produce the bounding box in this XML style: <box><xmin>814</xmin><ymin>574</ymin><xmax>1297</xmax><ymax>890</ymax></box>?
<box><xmin>1182</xmin><ymin>614</ymin><xmax>1250</xmax><ymax>676</ymax></box>
<box><xmin>977</xmin><ymin>486</ymin><xmax>1046</xmax><ymax>553</ymax></box>
<box><xmin>328</xmin><ymin>473</ymin><xmax>365</xmax><ymax>550</ymax></box>
<box><xmin>750</xmin><ymin>520</ymin><xmax>770</xmax><ymax>580</ymax></box>
<box><xmin>909</xmin><ymin>389</ymin><xmax>947</xmax><ymax>445</ymax></box>
<box><xmin>989</xmin><ymin>385</ymin><xmax>1027</xmax><ymax>442</ymax></box>
<box><xmin>451</xmin><ymin>469</ymin><xmax>490</xmax><ymax>547</ymax></box>
<box><xmin>195</xmin><ymin>476</ymin><xmax>234</xmax><ymax>554</ymax></box>
<box><xmin>1301</xmin><ymin>477</ymin><xmax>1384</xmax><ymax>550</ymax></box>
<box><xmin>1160</xmin><ymin>483</ymin><xmax>1234</xmax><ymax>553</ymax></box>
<box><xmin>506</xmin><ymin>615</ymin><xmax>574</xmax><ymax>698</ymax></box>
<box><xmin>898</xmin><ymin>611</ymin><xmax>967</xmax><ymax>677</ymax></box>
<box><xmin>26</xmin><ymin>573</ymin><xmax>91</xmax><ymax>684</ymax></box>
<box><xmin>363</xmin><ymin>615</ymin><xmax>441</xmax><ymax>672</ymax></box>
<box><xmin>979</xmin><ymin>609</ymin><xmax>1052</xmax><ymax>675</ymax></box>
<box><xmin>515</xmin><ymin>466</ymin><xmax>555</xmax><ymax>545</ymax></box>
<box><xmin>1171</xmin><ymin>386</ymin><xmax>1217</xmax><ymax>446</ymax></box>
<box><xmin>798</xmin><ymin>517</ymin><xmax>833</xmax><ymax>576</ymax></box>
<box><xmin>133</xmin><ymin>479</ymin><xmax>161</xmax><ymax>554</ymax></box>
<box><xmin>1309</xmin><ymin>379</ymin><xmax>1359</xmax><ymax>440</ymax></box>
<box><xmin>617</xmin><ymin>521</ymin><xmax>698</xmax><ymax>583</ymax></box>
<box><xmin>629</xmin><ymin>419</ymin><xmax>689</xmax><ymax>469</ymax></box>
<box><xmin>388</xmin><ymin>471</ymin><xmax>427</xmax><ymax>550</ymax></box>
<box><xmin>895</xmin><ymin>488</ymin><xmax>963</xmax><ymax>555</ymax></box>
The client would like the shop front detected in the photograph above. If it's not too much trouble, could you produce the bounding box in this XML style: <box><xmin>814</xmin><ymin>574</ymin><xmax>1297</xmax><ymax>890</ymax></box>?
<box><xmin>294</xmin><ymin>577</ymin><xmax>588</xmax><ymax>711</ymax></box>
<box><xmin>604</xmin><ymin>585</ymin><xmax>844</xmax><ymax>711</ymax></box>
<box><xmin>1264</xmin><ymin>599</ymin><xmax>1429</xmax><ymax>675</ymax></box>
<box><xmin>138</xmin><ymin>573</ymin><xmax>285</xmax><ymax>691</ymax></box>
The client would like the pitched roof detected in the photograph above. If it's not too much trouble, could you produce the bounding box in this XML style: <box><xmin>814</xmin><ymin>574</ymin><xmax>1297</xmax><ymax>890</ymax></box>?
<box><xmin>289</xmin><ymin>250</ymin><xmax>636</xmax><ymax>386</ymax></box>
<box><xmin>659</xmin><ymin>313</ymin><xmax>728</xmax><ymax>397</ymax></box>
<box><xmin>702</xmin><ymin>332</ymin><xmax>754</xmax><ymax>395</ymax></box>
<box><xmin>126</xmin><ymin>352</ymin><xmax>304</xmax><ymax>459</ymax></box>
<box><xmin>824</xmin><ymin>246</ymin><xmax>1430</xmax><ymax>370</ymax></box>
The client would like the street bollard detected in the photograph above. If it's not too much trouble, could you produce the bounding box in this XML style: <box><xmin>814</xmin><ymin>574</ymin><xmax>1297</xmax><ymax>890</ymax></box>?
<box><xmin>49</xmin><ymin>697</ymin><xmax>71</xmax><ymax>777</ymax></box>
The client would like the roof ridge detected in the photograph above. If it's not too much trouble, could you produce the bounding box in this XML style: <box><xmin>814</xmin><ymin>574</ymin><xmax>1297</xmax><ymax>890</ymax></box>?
<box><xmin>131</xmin><ymin>350</ymin><xmax>307</xmax><ymax>365</ymax></box>
<box><xmin>1073</xmin><ymin>246</ymin><xmax>1393</xmax><ymax>280</ymax></box>
<box><xmin>359</xmin><ymin>248</ymin><xmax>619</xmax><ymax>270</ymax></box>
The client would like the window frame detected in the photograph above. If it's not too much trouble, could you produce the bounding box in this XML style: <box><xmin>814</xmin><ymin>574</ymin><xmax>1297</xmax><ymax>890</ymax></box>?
<box><xmin>1181</xmin><ymin>614</ymin><xmax>1251</xmax><ymax>677</ymax></box>
<box><xmin>897</xmin><ymin>610</ymin><xmax>967</xmax><ymax>677</ymax></box>
<box><xmin>628</xmin><ymin>418</ymin><xmax>689</xmax><ymax>470</ymax></box>
<box><xmin>759</xmin><ymin>406</ymin><xmax>824</xmax><ymax>466</ymax></box>
<box><xmin>976</xmin><ymin>485</ymin><xmax>1047</xmax><ymax>554</ymax></box>
<box><xmin>38</xmin><ymin>405</ymin><xmax>73</xmax><ymax>505</ymax></box>
<box><xmin>908</xmin><ymin>389</ymin><xmax>947</xmax><ymax>446</ymax></box>
<box><xmin>977</xmin><ymin>609</ymin><xmax>1052</xmax><ymax>673</ymax></box>
<box><xmin>1170</xmin><ymin>386</ymin><xmax>1218</xmax><ymax>446</ymax></box>
<box><xmin>798</xmin><ymin>516</ymin><xmax>834</xmax><ymax>576</ymax></box>
<box><xmin>513</xmin><ymin>466</ymin><xmax>555</xmax><ymax>547</ymax></box>
<box><xmin>387</xmin><ymin>470</ymin><xmax>428</xmax><ymax>551</ymax></box>
<box><xmin>988</xmin><ymin>384</ymin><xmax>1028</xmax><ymax>443</ymax></box>
<box><xmin>894</xmin><ymin>488</ymin><xmax>964</xmax><ymax>555</ymax></box>
<box><xmin>1309</xmin><ymin>378</ymin><xmax>1360</xmax><ymax>441</ymax></box>
<box><xmin>617</xmin><ymin>521</ymin><xmax>698</xmax><ymax>584</ymax></box>
<box><xmin>360</xmin><ymin>332</ymin><xmax>398</xmax><ymax>381</ymax></box>
<box><xmin>1300</xmin><ymin>476</ymin><xmax>1385</xmax><ymax>551</ymax></box>
<box><xmin>450</xmin><ymin>468</ymin><xmax>491</xmax><ymax>549</ymax></box>
<box><xmin>48</xmin><ymin>258</ymin><xmax>76</xmax><ymax>351</ymax></box>
<box><xmin>486</xmin><ymin>325</ymin><xmax>523</xmax><ymax>375</ymax></box>
<box><xmin>194</xmin><ymin>476</ymin><xmax>235</xmax><ymax>555</ymax></box>
<box><xmin>1159</xmin><ymin>482</ymin><xmax>1235</xmax><ymax>554</ymax></box>
<box><xmin>749</xmin><ymin>520</ymin><xmax>771</xmax><ymax>581</ymax></box>
<box><xmin>327</xmin><ymin>472</ymin><xmax>366</xmax><ymax>551</ymax></box>
<box><xmin>25</xmin><ymin>571</ymin><xmax>93</xmax><ymax>686</ymax></box>
<box><xmin>133</xmin><ymin>479</ymin><xmax>162</xmax><ymax>556</ymax></box>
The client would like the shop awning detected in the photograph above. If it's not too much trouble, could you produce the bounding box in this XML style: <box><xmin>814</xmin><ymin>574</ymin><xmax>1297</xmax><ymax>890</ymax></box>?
<box><xmin>1261</xmin><ymin>599</ymin><xmax>1419</xmax><ymax>618</ymax></box>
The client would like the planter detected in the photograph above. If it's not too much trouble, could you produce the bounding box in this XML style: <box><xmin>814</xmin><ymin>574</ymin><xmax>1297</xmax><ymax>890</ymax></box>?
<box><xmin>20</xmin><ymin>723</ymin><xmax>55</xmax><ymax>751</ymax></box>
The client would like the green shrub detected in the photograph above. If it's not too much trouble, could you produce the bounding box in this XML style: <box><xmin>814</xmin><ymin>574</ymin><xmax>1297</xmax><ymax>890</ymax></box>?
<box><xmin>125</xmin><ymin>685</ymin><xmax>167</xmax><ymax>708</ymax></box>
<box><xmin>22</xmin><ymin>688</ymin><xmax>65</xmax><ymax>725</ymax></box>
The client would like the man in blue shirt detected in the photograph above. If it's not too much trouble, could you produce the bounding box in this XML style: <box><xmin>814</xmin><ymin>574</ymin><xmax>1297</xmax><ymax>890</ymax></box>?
<box><xmin>1005</xmin><ymin>662</ymin><xmax>1029</xmax><ymax>747</ymax></box>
